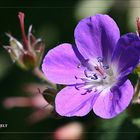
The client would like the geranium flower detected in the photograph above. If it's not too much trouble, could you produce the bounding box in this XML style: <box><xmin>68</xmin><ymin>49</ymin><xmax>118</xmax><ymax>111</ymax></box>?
<box><xmin>42</xmin><ymin>14</ymin><xmax>140</xmax><ymax>119</ymax></box>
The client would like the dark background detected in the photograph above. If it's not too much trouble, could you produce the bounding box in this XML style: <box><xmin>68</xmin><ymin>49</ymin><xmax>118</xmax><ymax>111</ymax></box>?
<box><xmin>0</xmin><ymin>0</ymin><xmax>140</xmax><ymax>139</ymax></box>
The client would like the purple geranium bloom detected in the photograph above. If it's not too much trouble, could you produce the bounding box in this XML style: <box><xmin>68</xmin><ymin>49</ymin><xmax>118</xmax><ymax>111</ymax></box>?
<box><xmin>42</xmin><ymin>14</ymin><xmax>140</xmax><ymax>119</ymax></box>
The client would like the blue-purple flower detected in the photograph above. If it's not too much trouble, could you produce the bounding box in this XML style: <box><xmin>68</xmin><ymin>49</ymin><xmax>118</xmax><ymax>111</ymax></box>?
<box><xmin>42</xmin><ymin>14</ymin><xmax>140</xmax><ymax>119</ymax></box>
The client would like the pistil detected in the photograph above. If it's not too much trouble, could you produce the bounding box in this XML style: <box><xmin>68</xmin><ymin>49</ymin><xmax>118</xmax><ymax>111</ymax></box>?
<box><xmin>18</xmin><ymin>12</ymin><xmax>28</xmax><ymax>49</ymax></box>
<box><xmin>74</xmin><ymin>57</ymin><xmax>114</xmax><ymax>95</ymax></box>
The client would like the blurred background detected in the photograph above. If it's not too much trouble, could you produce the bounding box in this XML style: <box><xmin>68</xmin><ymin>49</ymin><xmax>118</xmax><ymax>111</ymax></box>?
<box><xmin>0</xmin><ymin>0</ymin><xmax>140</xmax><ymax>139</ymax></box>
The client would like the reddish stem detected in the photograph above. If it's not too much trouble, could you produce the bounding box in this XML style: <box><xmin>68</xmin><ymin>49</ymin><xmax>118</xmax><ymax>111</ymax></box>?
<box><xmin>136</xmin><ymin>17</ymin><xmax>140</xmax><ymax>36</ymax></box>
<box><xmin>18</xmin><ymin>12</ymin><xmax>28</xmax><ymax>49</ymax></box>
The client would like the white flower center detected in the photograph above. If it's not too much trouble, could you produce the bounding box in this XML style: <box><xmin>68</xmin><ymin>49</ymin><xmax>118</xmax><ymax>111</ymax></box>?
<box><xmin>75</xmin><ymin>57</ymin><xmax>116</xmax><ymax>94</ymax></box>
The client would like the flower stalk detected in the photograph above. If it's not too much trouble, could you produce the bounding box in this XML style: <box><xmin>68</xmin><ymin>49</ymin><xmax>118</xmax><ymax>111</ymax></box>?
<box><xmin>33</xmin><ymin>67</ymin><xmax>56</xmax><ymax>88</ymax></box>
<box><xmin>132</xmin><ymin>78</ymin><xmax>140</xmax><ymax>104</ymax></box>
<box><xmin>136</xmin><ymin>17</ymin><xmax>140</xmax><ymax>37</ymax></box>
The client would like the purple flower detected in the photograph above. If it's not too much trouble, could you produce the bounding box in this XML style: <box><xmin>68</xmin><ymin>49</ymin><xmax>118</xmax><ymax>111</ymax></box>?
<box><xmin>42</xmin><ymin>14</ymin><xmax>140</xmax><ymax>119</ymax></box>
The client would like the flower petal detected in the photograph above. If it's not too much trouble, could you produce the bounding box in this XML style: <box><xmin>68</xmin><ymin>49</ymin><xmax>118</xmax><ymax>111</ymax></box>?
<box><xmin>93</xmin><ymin>80</ymin><xmax>134</xmax><ymax>119</ymax></box>
<box><xmin>74</xmin><ymin>14</ymin><xmax>120</xmax><ymax>63</ymax></box>
<box><xmin>55</xmin><ymin>86</ymin><xmax>97</xmax><ymax>117</ymax></box>
<box><xmin>111</xmin><ymin>33</ymin><xmax>140</xmax><ymax>78</ymax></box>
<box><xmin>42</xmin><ymin>43</ymin><xmax>85</xmax><ymax>85</ymax></box>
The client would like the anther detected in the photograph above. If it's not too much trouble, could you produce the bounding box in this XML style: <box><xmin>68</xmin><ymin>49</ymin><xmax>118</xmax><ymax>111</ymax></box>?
<box><xmin>75</xmin><ymin>76</ymin><xmax>78</xmax><ymax>79</ymax></box>
<box><xmin>77</xmin><ymin>64</ymin><xmax>81</xmax><ymax>68</ymax></box>
<box><xmin>81</xmin><ymin>89</ymin><xmax>92</xmax><ymax>95</ymax></box>
<box><xmin>87</xmin><ymin>89</ymin><xmax>92</xmax><ymax>92</ymax></box>
<box><xmin>103</xmin><ymin>65</ymin><xmax>109</xmax><ymax>69</ymax></box>
<box><xmin>84</xmin><ymin>70</ymin><xmax>92</xmax><ymax>78</ymax></box>
<box><xmin>75</xmin><ymin>85</ymin><xmax>80</xmax><ymax>90</ymax></box>
<box><xmin>75</xmin><ymin>83</ymin><xmax>85</xmax><ymax>90</ymax></box>
<box><xmin>84</xmin><ymin>70</ymin><xmax>88</xmax><ymax>77</ymax></box>
<box><xmin>103</xmin><ymin>76</ymin><xmax>107</xmax><ymax>79</ymax></box>
<box><xmin>81</xmin><ymin>92</ymin><xmax>87</xmax><ymax>95</ymax></box>
<box><xmin>91</xmin><ymin>74</ymin><xmax>98</xmax><ymax>80</ymax></box>
<box><xmin>97</xmin><ymin>57</ymin><xmax>103</xmax><ymax>62</ymax></box>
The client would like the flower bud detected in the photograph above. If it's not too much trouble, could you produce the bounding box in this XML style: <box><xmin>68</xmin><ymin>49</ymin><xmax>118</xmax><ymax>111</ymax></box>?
<box><xmin>4</xmin><ymin>12</ymin><xmax>45</xmax><ymax>70</ymax></box>
<box><xmin>40</xmin><ymin>87</ymin><xmax>57</xmax><ymax>105</ymax></box>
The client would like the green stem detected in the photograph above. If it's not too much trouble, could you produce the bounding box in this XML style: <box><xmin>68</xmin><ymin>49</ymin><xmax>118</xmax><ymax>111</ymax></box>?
<box><xmin>132</xmin><ymin>78</ymin><xmax>140</xmax><ymax>103</ymax></box>
<box><xmin>33</xmin><ymin>67</ymin><xmax>56</xmax><ymax>88</ymax></box>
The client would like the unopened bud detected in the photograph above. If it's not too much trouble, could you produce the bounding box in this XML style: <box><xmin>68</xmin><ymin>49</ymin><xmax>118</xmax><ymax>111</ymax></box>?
<box><xmin>42</xmin><ymin>87</ymin><xmax>57</xmax><ymax>105</ymax></box>
<box><xmin>3</xmin><ymin>12</ymin><xmax>45</xmax><ymax>70</ymax></box>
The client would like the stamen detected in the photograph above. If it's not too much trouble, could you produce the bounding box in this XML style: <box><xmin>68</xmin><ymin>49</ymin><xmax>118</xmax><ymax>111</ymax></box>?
<box><xmin>103</xmin><ymin>65</ymin><xmax>109</xmax><ymax>69</ymax></box>
<box><xmin>103</xmin><ymin>76</ymin><xmax>107</xmax><ymax>79</ymax></box>
<box><xmin>81</xmin><ymin>92</ymin><xmax>87</xmax><ymax>95</ymax></box>
<box><xmin>75</xmin><ymin>75</ymin><xmax>88</xmax><ymax>82</ymax></box>
<box><xmin>84</xmin><ymin>70</ymin><xmax>91</xmax><ymax>78</ymax></box>
<box><xmin>87</xmin><ymin>89</ymin><xmax>92</xmax><ymax>92</ymax></box>
<box><xmin>75</xmin><ymin>76</ymin><xmax>78</xmax><ymax>79</ymax></box>
<box><xmin>77</xmin><ymin>63</ymin><xmax>81</xmax><ymax>68</ymax></box>
<box><xmin>97</xmin><ymin>57</ymin><xmax>103</xmax><ymax>62</ymax></box>
<box><xmin>74</xmin><ymin>56</ymin><xmax>114</xmax><ymax>96</ymax></box>
<box><xmin>81</xmin><ymin>89</ymin><xmax>92</xmax><ymax>95</ymax></box>
<box><xmin>75</xmin><ymin>85</ymin><xmax>80</xmax><ymax>90</ymax></box>
<box><xmin>75</xmin><ymin>83</ymin><xmax>85</xmax><ymax>90</ymax></box>
<box><xmin>91</xmin><ymin>74</ymin><xmax>98</xmax><ymax>80</ymax></box>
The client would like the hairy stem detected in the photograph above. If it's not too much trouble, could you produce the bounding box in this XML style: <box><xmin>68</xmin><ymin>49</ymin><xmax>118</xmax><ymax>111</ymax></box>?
<box><xmin>33</xmin><ymin>67</ymin><xmax>56</xmax><ymax>88</ymax></box>
<box><xmin>132</xmin><ymin>78</ymin><xmax>140</xmax><ymax>103</ymax></box>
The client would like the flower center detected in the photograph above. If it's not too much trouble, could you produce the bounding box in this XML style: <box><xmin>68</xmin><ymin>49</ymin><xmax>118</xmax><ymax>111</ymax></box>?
<box><xmin>75</xmin><ymin>57</ymin><xmax>116</xmax><ymax>95</ymax></box>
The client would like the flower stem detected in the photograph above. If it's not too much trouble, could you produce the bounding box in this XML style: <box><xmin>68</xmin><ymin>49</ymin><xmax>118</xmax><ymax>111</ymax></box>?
<box><xmin>136</xmin><ymin>17</ymin><xmax>140</xmax><ymax>36</ymax></box>
<box><xmin>132</xmin><ymin>78</ymin><xmax>140</xmax><ymax>103</ymax></box>
<box><xmin>18</xmin><ymin>12</ymin><xmax>28</xmax><ymax>49</ymax></box>
<box><xmin>33</xmin><ymin>67</ymin><xmax>56</xmax><ymax>88</ymax></box>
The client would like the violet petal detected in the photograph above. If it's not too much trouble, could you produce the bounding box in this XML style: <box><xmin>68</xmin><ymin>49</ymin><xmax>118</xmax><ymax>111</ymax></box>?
<box><xmin>111</xmin><ymin>33</ymin><xmax>140</xmax><ymax>84</ymax></box>
<box><xmin>93</xmin><ymin>80</ymin><xmax>133</xmax><ymax>119</ymax></box>
<box><xmin>55</xmin><ymin>86</ymin><xmax>97</xmax><ymax>117</ymax></box>
<box><xmin>42</xmin><ymin>43</ymin><xmax>85</xmax><ymax>85</ymax></box>
<box><xmin>74</xmin><ymin>14</ymin><xmax>120</xmax><ymax>63</ymax></box>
